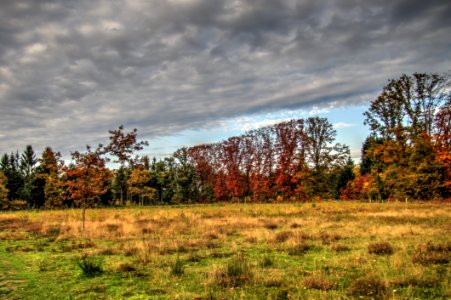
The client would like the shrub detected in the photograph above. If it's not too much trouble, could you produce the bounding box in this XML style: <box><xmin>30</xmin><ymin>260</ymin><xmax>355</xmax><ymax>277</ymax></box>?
<box><xmin>368</xmin><ymin>242</ymin><xmax>394</xmax><ymax>255</ymax></box>
<box><xmin>348</xmin><ymin>276</ymin><xmax>386</xmax><ymax>298</ymax></box>
<box><xmin>76</xmin><ymin>255</ymin><xmax>103</xmax><ymax>278</ymax></box>
<box><xmin>412</xmin><ymin>242</ymin><xmax>450</xmax><ymax>264</ymax></box>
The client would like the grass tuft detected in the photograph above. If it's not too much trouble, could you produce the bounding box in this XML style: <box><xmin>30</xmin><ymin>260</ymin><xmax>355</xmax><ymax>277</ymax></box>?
<box><xmin>303</xmin><ymin>271</ymin><xmax>334</xmax><ymax>290</ymax></box>
<box><xmin>76</xmin><ymin>255</ymin><xmax>103</xmax><ymax>278</ymax></box>
<box><xmin>215</xmin><ymin>253</ymin><xmax>253</xmax><ymax>287</ymax></box>
<box><xmin>170</xmin><ymin>256</ymin><xmax>184</xmax><ymax>276</ymax></box>
<box><xmin>259</xmin><ymin>253</ymin><xmax>275</xmax><ymax>268</ymax></box>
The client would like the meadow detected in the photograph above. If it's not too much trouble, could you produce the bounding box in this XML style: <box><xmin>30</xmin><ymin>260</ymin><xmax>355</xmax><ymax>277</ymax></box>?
<box><xmin>0</xmin><ymin>201</ymin><xmax>449</xmax><ymax>299</ymax></box>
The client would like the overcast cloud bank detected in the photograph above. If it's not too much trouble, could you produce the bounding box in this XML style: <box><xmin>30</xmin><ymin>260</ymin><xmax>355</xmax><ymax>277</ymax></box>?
<box><xmin>0</xmin><ymin>0</ymin><xmax>450</xmax><ymax>157</ymax></box>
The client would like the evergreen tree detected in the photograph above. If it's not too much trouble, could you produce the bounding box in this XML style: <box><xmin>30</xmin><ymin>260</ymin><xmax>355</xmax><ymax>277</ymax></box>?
<box><xmin>19</xmin><ymin>145</ymin><xmax>37</xmax><ymax>205</ymax></box>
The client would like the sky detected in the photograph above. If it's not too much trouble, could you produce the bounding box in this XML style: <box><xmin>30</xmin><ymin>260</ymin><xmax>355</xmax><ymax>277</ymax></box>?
<box><xmin>0</xmin><ymin>0</ymin><xmax>450</xmax><ymax>163</ymax></box>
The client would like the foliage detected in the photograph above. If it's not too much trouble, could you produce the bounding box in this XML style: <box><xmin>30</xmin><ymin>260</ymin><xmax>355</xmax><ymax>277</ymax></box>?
<box><xmin>127</xmin><ymin>166</ymin><xmax>156</xmax><ymax>205</ymax></box>
<box><xmin>1</xmin><ymin>73</ymin><xmax>449</xmax><ymax>206</ymax></box>
<box><xmin>64</xmin><ymin>146</ymin><xmax>112</xmax><ymax>210</ymax></box>
<box><xmin>358</xmin><ymin>72</ymin><xmax>450</xmax><ymax>200</ymax></box>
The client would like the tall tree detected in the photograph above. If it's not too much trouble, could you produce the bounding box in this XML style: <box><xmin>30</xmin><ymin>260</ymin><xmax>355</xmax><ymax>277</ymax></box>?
<box><xmin>36</xmin><ymin>147</ymin><xmax>62</xmax><ymax>208</ymax></box>
<box><xmin>362</xmin><ymin>73</ymin><xmax>450</xmax><ymax>200</ymax></box>
<box><xmin>19</xmin><ymin>145</ymin><xmax>37</xmax><ymax>205</ymax></box>
<box><xmin>302</xmin><ymin>117</ymin><xmax>351</xmax><ymax>198</ymax></box>
<box><xmin>172</xmin><ymin>147</ymin><xmax>198</xmax><ymax>203</ymax></box>
<box><xmin>0</xmin><ymin>152</ymin><xmax>24</xmax><ymax>201</ymax></box>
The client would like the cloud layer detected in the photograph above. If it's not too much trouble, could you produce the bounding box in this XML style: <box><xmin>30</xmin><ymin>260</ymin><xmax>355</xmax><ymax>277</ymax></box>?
<box><xmin>0</xmin><ymin>0</ymin><xmax>450</xmax><ymax>156</ymax></box>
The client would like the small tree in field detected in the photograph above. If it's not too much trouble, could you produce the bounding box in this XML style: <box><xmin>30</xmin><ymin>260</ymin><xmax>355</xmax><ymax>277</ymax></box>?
<box><xmin>65</xmin><ymin>146</ymin><xmax>111</xmax><ymax>230</ymax></box>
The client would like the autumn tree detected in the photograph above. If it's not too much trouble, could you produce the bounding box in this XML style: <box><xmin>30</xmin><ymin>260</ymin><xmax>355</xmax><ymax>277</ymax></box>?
<box><xmin>65</xmin><ymin>146</ymin><xmax>111</xmax><ymax>230</ymax></box>
<box><xmin>37</xmin><ymin>147</ymin><xmax>62</xmax><ymax>208</ymax></box>
<box><xmin>0</xmin><ymin>171</ymin><xmax>9</xmax><ymax>209</ymax></box>
<box><xmin>434</xmin><ymin>105</ymin><xmax>451</xmax><ymax>196</ymax></box>
<box><xmin>103</xmin><ymin>125</ymin><xmax>148</xmax><ymax>166</ymax></box>
<box><xmin>362</xmin><ymin>73</ymin><xmax>450</xmax><ymax>200</ymax></box>
<box><xmin>103</xmin><ymin>125</ymin><xmax>148</xmax><ymax>204</ymax></box>
<box><xmin>273</xmin><ymin>120</ymin><xmax>304</xmax><ymax>199</ymax></box>
<box><xmin>127</xmin><ymin>166</ymin><xmax>156</xmax><ymax>205</ymax></box>
<box><xmin>188</xmin><ymin>145</ymin><xmax>216</xmax><ymax>202</ymax></box>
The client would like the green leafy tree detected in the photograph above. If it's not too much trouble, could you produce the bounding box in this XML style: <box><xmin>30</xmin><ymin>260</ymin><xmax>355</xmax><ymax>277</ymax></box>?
<box><xmin>0</xmin><ymin>152</ymin><xmax>24</xmax><ymax>201</ymax></box>
<box><xmin>172</xmin><ymin>147</ymin><xmax>198</xmax><ymax>203</ymax></box>
<box><xmin>303</xmin><ymin>117</ymin><xmax>351</xmax><ymax>198</ymax></box>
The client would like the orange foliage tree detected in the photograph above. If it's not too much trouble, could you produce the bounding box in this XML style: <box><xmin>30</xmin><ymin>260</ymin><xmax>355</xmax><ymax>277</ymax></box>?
<box><xmin>64</xmin><ymin>146</ymin><xmax>111</xmax><ymax>230</ymax></box>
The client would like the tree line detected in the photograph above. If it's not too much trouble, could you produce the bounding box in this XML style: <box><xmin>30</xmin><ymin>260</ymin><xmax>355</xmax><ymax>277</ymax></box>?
<box><xmin>0</xmin><ymin>73</ymin><xmax>449</xmax><ymax>209</ymax></box>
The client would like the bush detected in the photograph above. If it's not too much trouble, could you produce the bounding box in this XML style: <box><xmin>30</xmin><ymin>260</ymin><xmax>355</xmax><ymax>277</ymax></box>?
<box><xmin>412</xmin><ymin>242</ymin><xmax>450</xmax><ymax>264</ymax></box>
<box><xmin>76</xmin><ymin>255</ymin><xmax>103</xmax><ymax>278</ymax></box>
<box><xmin>368</xmin><ymin>242</ymin><xmax>394</xmax><ymax>255</ymax></box>
<box><xmin>349</xmin><ymin>276</ymin><xmax>386</xmax><ymax>298</ymax></box>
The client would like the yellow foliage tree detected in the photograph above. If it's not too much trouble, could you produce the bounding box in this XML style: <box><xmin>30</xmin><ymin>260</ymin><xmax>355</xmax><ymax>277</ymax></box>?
<box><xmin>127</xmin><ymin>167</ymin><xmax>156</xmax><ymax>205</ymax></box>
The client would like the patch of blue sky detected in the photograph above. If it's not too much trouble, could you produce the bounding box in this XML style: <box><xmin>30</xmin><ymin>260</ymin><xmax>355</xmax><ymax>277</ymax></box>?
<box><xmin>143</xmin><ymin>105</ymin><xmax>369</xmax><ymax>162</ymax></box>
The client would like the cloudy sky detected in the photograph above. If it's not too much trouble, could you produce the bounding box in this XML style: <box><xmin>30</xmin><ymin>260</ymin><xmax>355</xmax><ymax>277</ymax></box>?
<box><xmin>1</xmin><ymin>0</ymin><xmax>450</xmax><ymax>161</ymax></box>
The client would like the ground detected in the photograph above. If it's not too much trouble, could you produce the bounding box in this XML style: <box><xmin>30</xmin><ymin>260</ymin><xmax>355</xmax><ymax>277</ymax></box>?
<box><xmin>0</xmin><ymin>201</ymin><xmax>449</xmax><ymax>299</ymax></box>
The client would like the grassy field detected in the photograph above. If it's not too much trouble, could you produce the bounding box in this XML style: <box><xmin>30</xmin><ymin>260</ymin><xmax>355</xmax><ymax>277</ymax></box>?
<box><xmin>0</xmin><ymin>201</ymin><xmax>449</xmax><ymax>299</ymax></box>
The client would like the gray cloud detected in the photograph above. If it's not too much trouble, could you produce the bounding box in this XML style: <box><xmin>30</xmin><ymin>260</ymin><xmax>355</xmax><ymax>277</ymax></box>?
<box><xmin>0</xmin><ymin>0</ymin><xmax>450</xmax><ymax>157</ymax></box>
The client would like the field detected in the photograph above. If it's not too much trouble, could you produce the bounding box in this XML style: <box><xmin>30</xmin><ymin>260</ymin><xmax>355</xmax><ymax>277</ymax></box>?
<box><xmin>0</xmin><ymin>201</ymin><xmax>449</xmax><ymax>299</ymax></box>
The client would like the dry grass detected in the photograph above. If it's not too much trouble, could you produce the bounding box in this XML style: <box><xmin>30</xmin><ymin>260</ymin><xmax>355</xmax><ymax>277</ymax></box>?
<box><xmin>0</xmin><ymin>201</ymin><xmax>449</xmax><ymax>298</ymax></box>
